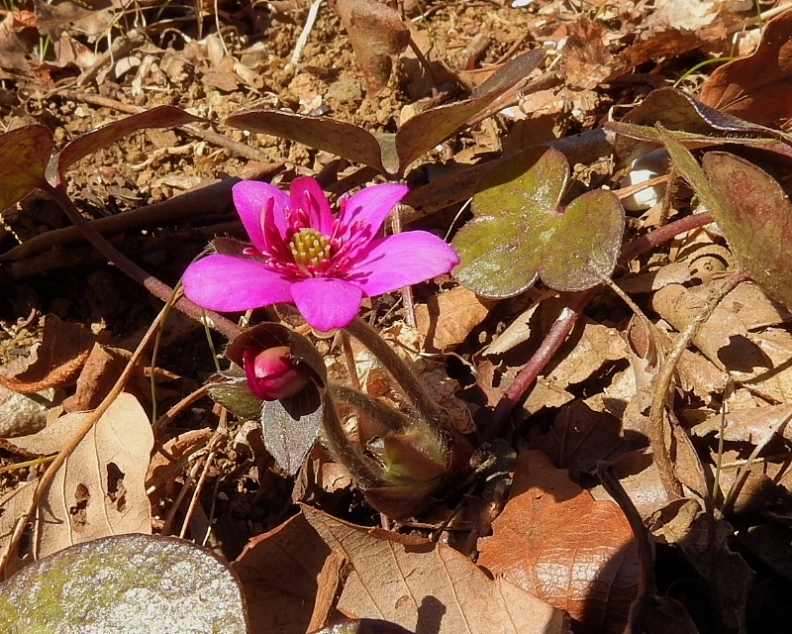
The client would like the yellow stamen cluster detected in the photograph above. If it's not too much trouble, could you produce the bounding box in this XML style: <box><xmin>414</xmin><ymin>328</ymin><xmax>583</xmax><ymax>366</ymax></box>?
<box><xmin>289</xmin><ymin>228</ymin><xmax>332</xmax><ymax>270</ymax></box>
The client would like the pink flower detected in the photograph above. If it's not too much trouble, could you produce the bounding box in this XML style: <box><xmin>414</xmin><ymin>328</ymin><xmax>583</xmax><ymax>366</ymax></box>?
<box><xmin>243</xmin><ymin>345</ymin><xmax>310</xmax><ymax>400</ymax></box>
<box><xmin>183</xmin><ymin>177</ymin><xmax>460</xmax><ymax>331</ymax></box>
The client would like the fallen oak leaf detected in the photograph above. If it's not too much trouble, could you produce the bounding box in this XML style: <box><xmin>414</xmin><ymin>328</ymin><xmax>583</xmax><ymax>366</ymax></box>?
<box><xmin>477</xmin><ymin>450</ymin><xmax>639</xmax><ymax>634</ymax></box>
<box><xmin>302</xmin><ymin>504</ymin><xmax>571</xmax><ymax>634</ymax></box>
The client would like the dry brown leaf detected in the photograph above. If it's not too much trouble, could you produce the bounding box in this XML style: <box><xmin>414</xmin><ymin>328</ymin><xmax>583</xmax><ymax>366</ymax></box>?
<box><xmin>530</xmin><ymin>399</ymin><xmax>626</xmax><ymax>477</ymax></box>
<box><xmin>700</xmin><ymin>10</ymin><xmax>792</xmax><ymax>128</ymax></box>
<box><xmin>549</xmin><ymin>320</ymin><xmax>630</xmax><ymax>389</ymax></box>
<box><xmin>477</xmin><ymin>450</ymin><xmax>639</xmax><ymax>634</ymax></box>
<box><xmin>302</xmin><ymin>504</ymin><xmax>570</xmax><ymax>634</ymax></box>
<box><xmin>691</xmin><ymin>404</ymin><xmax>792</xmax><ymax>444</ymax></box>
<box><xmin>0</xmin><ymin>315</ymin><xmax>96</xmax><ymax>394</ymax></box>
<box><xmin>336</xmin><ymin>0</ymin><xmax>410</xmax><ymax>95</ymax></box>
<box><xmin>36</xmin><ymin>392</ymin><xmax>154</xmax><ymax>559</ymax></box>
<box><xmin>590</xmin><ymin>450</ymin><xmax>672</xmax><ymax>519</ymax></box>
<box><xmin>65</xmin><ymin>342</ymin><xmax>154</xmax><ymax>412</ymax></box>
<box><xmin>560</xmin><ymin>18</ymin><xmax>618</xmax><ymax>90</ymax></box>
<box><xmin>0</xmin><ymin>405</ymin><xmax>86</xmax><ymax>457</ymax></box>
<box><xmin>414</xmin><ymin>286</ymin><xmax>493</xmax><ymax>351</ymax></box>
<box><xmin>232</xmin><ymin>513</ymin><xmax>333</xmax><ymax>634</ymax></box>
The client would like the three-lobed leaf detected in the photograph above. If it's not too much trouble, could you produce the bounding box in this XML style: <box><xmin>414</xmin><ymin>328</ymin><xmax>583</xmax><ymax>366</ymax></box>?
<box><xmin>453</xmin><ymin>146</ymin><xmax>624</xmax><ymax>298</ymax></box>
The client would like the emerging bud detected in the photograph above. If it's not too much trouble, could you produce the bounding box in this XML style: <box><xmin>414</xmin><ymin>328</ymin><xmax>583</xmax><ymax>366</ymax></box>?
<box><xmin>243</xmin><ymin>345</ymin><xmax>310</xmax><ymax>401</ymax></box>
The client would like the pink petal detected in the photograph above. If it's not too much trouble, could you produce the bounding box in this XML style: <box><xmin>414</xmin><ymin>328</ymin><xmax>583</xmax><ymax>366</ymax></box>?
<box><xmin>336</xmin><ymin>183</ymin><xmax>409</xmax><ymax>244</ymax></box>
<box><xmin>346</xmin><ymin>232</ymin><xmax>460</xmax><ymax>296</ymax></box>
<box><xmin>290</xmin><ymin>177</ymin><xmax>334</xmax><ymax>234</ymax></box>
<box><xmin>232</xmin><ymin>181</ymin><xmax>290</xmax><ymax>250</ymax></box>
<box><xmin>183</xmin><ymin>254</ymin><xmax>294</xmax><ymax>312</ymax></box>
<box><xmin>291</xmin><ymin>277</ymin><xmax>363</xmax><ymax>331</ymax></box>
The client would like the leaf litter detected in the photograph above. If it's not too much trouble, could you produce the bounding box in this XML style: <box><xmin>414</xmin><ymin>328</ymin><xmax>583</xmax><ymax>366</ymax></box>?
<box><xmin>1</xmin><ymin>0</ymin><xmax>792</xmax><ymax>633</ymax></box>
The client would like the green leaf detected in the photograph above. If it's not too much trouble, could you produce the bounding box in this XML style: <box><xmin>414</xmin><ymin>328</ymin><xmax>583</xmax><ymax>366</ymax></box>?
<box><xmin>0</xmin><ymin>533</ymin><xmax>248</xmax><ymax>634</ymax></box>
<box><xmin>703</xmin><ymin>151</ymin><xmax>792</xmax><ymax>309</ymax></box>
<box><xmin>0</xmin><ymin>125</ymin><xmax>53</xmax><ymax>214</ymax></box>
<box><xmin>453</xmin><ymin>147</ymin><xmax>624</xmax><ymax>297</ymax></box>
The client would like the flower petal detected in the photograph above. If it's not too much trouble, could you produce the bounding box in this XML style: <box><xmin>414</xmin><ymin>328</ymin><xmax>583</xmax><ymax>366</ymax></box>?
<box><xmin>336</xmin><ymin>183</ymin><xmax>409</xmax><ymax>244</ymax></box>
<box><xmin>232</xmin><ymin>181</ymin><xmax>290</xmax><ymax>250</ymax></box>
<box><xmin>346</xmin><ymin>231</ymin><xmax>460</xmax><ymax>296</ymax></box>
<box><xmin>183</xmin><ymin>254</ymin><xmax>294</xmax><ymax>312</ymax></box>
<box><xmin>290</xmin><ymin>177</ymin><xmax>334</xmax><ymax>235</ymax></box>
<box><xmin>291</xmin><ymin>277</ymin><xmax>363</xmax><ymax>331</ymax></box>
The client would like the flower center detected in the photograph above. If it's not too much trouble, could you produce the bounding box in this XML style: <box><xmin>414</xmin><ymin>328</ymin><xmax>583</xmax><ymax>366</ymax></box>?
<box><xmin>289</xmin><ymin>228</ymin><xmax>332</xmax><ymax>272</ymax></box>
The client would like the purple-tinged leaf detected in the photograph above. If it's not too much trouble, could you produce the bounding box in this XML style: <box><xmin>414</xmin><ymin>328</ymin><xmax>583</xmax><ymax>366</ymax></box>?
<box><xmin>0</xmin><ymin>125</ymin><xmax>53</xmax><ymax>213</ymax></box>
<box><xmin>226</xmin><ymin>109</ymin><xmax>388</xmax><ymax>174</ymax></box>
<box><xmin>227</xmin><ymin>49</ymin><xmax>544</xmax><ymax>177</ymax></box>
<box><xmin>0</xmin><ymin>534</ymin><xmax>248</xmax><ymax>633</ymax></box>
<box><xmin>57</xmin><ymin>106</ymin><xmax>201</xmax><ymax>177</ymax></box>
<box><xmin>703</xmin><ymin>151</ymin><xmax>792</xmax><ymax>310</ymax></box>
<box><xmin>658</xmin><ymin>125</ymin><xmax>792</xmax><ymax>310</ymax></box>
<box><xmin>453</xmin><ymin>147</ymin><xmax>624</xmax><ymax>297</ymax></box>
<box><xmin>606</xmin><ymin>87</ymin><xmax>792</xmax><ymax>164</ymax></box>
<box><xmin>395</xmin><ymin>49</ymin><xmax>545</xmax><ymax>172</ymax></box>
<box><xmin>224</xmin><ymin>323</ymin><xmax>326</xmax><ymax>474</ymax></box>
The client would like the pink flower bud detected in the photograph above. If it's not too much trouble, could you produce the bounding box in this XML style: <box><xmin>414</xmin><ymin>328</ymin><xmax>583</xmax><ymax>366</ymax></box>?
<box><xmin>242</xmin><ymin>345</ymin><xmax>310</xmax><ymax>401</ymax></box>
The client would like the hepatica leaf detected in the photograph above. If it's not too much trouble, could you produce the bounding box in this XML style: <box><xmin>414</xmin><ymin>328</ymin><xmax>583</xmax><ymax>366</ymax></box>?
<box><xmin>703</xmin><ymin>151</ymin><xmax>792</xmax><ymax>309</ymax></box>
<box><xmin>453</xmin><ymin>147</ymin><xmax>624</xmax><ymax>298</ymax></box>
<box><xmin>0</xmin><ymin>533</ymin><xmax>248</xmax><ymax>634</ymax></box>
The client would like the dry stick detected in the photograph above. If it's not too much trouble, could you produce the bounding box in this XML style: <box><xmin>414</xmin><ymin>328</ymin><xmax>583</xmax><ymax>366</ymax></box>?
<box><xmin>597</xmin><ymin>461</ymin><xmax>657</xmax><ymax>631</ymax></box>
<box><xmin>486</xmin><ymin>211</ymin><xmax>717</xmax><ymax>438</ymax></box>
<box><xmin>345</xmin><ymin>316</ymin><xmax>445</xmax><ymax>428</ymax></box>
<box><xmin>44</xmin><ymin>182</ymin><xmax>242</xmax><ymax>341</ymax></box>
<box><xmin>179</xmin><ymin>411</ymin><xmax>228</xmax><ymax>539</ymax></box>
<box><xmin>153</xmin><ymin>382</ymin><xmax>212</xmax><ymax>433</ymax></box>
<box><xmin>0</xmin><ymin>303</ymin><xmax>166</xmax><ymax>576</ymax></box>
<box><xmin>649</xmin><ymin>269</ymin><xmax>750</xmax><ymax>498</ymax></box>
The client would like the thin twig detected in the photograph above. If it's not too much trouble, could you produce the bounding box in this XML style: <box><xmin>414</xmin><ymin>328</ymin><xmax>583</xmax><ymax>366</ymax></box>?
<box><xmin>648</xmin><ymin>269</ymin><xmax>749</xmax><ymax>498</ymax></box>
<box><xmin>390</xmin><ymin>207</ymin><xmax>417</xmax><ymax>328</ymax></box>
<box><xmin>44</xmin><ymin>182</ymin><xmax>242</xmax><ymax>341</ymax></box>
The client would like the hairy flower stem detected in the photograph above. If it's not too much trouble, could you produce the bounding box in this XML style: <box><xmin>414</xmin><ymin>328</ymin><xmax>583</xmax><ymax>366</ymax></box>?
<box><xmin>487</xmin><ymin>211</ymin><xmax>718</xmax><ymax>437</ymax></box>
<box><xmin>320</xmin><ymin>385</ymin><xmax>387</xmax><ymax>489</ymax></box>
<box><xmin>45</xmin><ymin>182</ymin><xmax>242</xmax><ymax>341</ymax></box>
<box><xmin>344</xmin><ymin>317</ymin><xmax>447</xmax><ymax>433</ymax></box>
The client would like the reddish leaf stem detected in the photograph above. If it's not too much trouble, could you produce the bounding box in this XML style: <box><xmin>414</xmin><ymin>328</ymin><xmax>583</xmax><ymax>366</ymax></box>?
<box><xmin>485</xmin><ymin>291</ymin><xmax>592</xmax><ymax>441</ymax></box>
<box><xmin>44</xmin><ymin>182</ymin><xmax>242</xmax><ymax>341</ymax></box>
<box><xmin>486</xmin><ymin>211</ymin><xmax>717</xmax><ymax>437</ymax></box>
